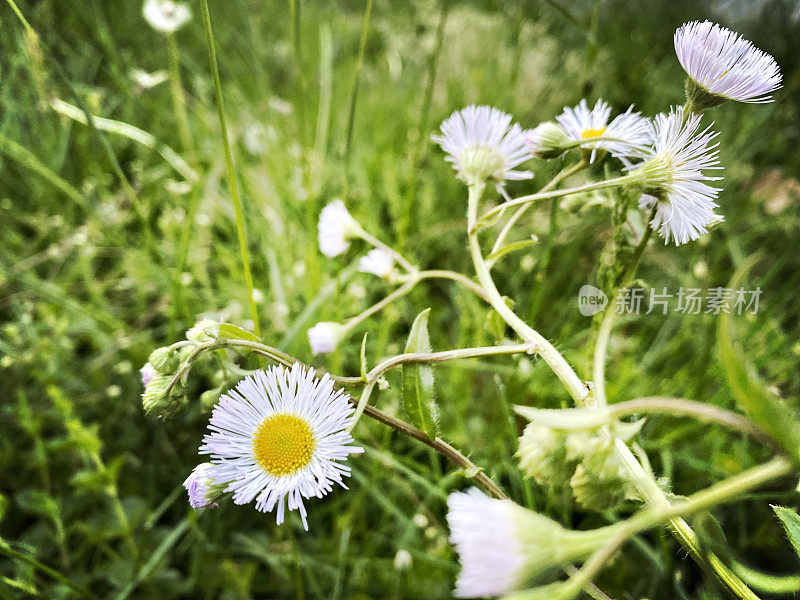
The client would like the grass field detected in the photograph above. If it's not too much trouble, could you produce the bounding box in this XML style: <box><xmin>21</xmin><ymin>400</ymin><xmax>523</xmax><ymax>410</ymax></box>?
<box><xmin>2</xmin><ymin>0</ymin><xmax>800</xmax><ymax>598</ymax></box>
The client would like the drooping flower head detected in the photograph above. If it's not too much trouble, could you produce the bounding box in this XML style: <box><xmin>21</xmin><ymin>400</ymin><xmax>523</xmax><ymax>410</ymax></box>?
<box><xmin>628</xmin><ymin>106</ymin><xmax>723</xmax><ymax>245</ymax></box>
<box><xmin>307</xmin><ymin>322</ymin><xmax>346</xmax><ymax>355</ymax></box>
<box><xmin>318</xmin><ymin>200</ymin><xmax>360</xmax><ymax>258</ymax></box>
<box><xmin>447</xmin><ymin>489</ymin><xmax>618</xmax><ymax>598</ymax></box>
<box><xmin>199</xmin><ymin>364</ymin><xmax>363</xmax><ymax>529</ymax></box>
<box><xmin>143</xmin><ymin>0</ymin><xmax>191</xmax><ymax>33</ymax></box>
<box><xmin>675</xmin><ymin>21</ymin><xmax>782</xmax><ymax>107</ymax></box>
<box><xmin>556</xmin><ymin>99</ymin><xmax>651</xmax><ymax>163</ymax></box>
<box><xmin>183</xmin><ymin>463</ymin><xmax>222</xmax><ymax>509</ymax></box>
<box><xmin>432</xmin><ymin>105</ymin><xmax>532</xmax><ymax>194</ymax></box>
<box><xmin>358</xmin><ymin>248</ymin><xmax>395</xmax><ymax>278</ymax></box>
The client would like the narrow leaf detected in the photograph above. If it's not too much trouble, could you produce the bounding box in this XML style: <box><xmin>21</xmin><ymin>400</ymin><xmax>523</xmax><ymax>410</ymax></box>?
<box><xmin>213</xmin><ymin>322</ymin><xmax>262</xmax><ymax>343</ymax></box>
<box><xmin>360</xmin><ymin>333</ymin><xmax>369</xmax><ymax>381</ymax></box>
<box><xmin>773</xmin><ymin>505</ymin><xmax>800</xmax><ymax>561</ymax></box>
<box><xmin>402</xmin><ymin>309</ymin><xmax>438</xmax><ymax>439</ymax></box>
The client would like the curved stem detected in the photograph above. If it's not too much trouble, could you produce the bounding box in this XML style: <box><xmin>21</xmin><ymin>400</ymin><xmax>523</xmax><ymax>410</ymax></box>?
<box><xmin>521</xmin><ymin>397</ymin><xmax>775</xmax><ymax>448</ymax></box>
<box><xmin>540</xmin><ymin>457</ymin><xmax>791</xmax><ymax>600</ymax></box>
<box><xmin>592</xmin><ymin>218</ymin><xmax>654</xmax><ymax>406</ymax></box>
<box><xmin>490</xmin><ymin>159</ymin><xmax>588</xmax><ymax>256</ymax></box>
<box><xmin>355</xmin><ymin>228</ymin><xmax>417</xmax><ymax>272</ymax></box>
<box><xmin>352</xmin><ymin>399</ymin><xmax>508</xmax><ymax>499</ymax></box>
<box><xmin>415</xmin><ymin>269</ymin><xmax>489</xmax><ymax>301</ymax></box>
<box><xmin>467</xmin><ymin>183</ymin><xmax>590</xmax><ymax>403</ymax></box>
<box><xmin>476</xmin><ymin>174</ymin><xmax>632</xmax><ymax>230</ymax></box>
<box><xmin>200</xmin><ymin>0</ymin><xmax>261</xmax><ymax>337</ymax></box>
<box><xmin>343</xmin><ymin>279</ymin><xmax>417</xmax><ymax>331</ymax></box>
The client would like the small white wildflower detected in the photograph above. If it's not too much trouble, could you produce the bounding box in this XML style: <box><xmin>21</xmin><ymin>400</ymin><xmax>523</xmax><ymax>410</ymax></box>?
<box><xmin>307</xmin><ymin>322</ymin><xmax>346</xmax><ymax>355</ymax></box>
<box><xmin>142</xmin><ymin>0</ymin><xmax>191</xmax><ymax>33</ymax></box>
<box><xmin>251</xmin><ymin>288</ymin><xmax>265</xmax><ymax>304</ymax></box>
<box><xmin>199</xmin><ymin>364</ymin><xmax>363</xmax><ymax>529</ymax></box>
<box><xmin>130</xmin><ymin>69</ymin><xmax>169</xmax><ymax>91</ymax></box>
<box><xmin>394</xmin><ymin>549</ymin><xmax>413</xmax><ymax>570</ymax></box>
<box><xmin>556</xmin><ymin>99</ymin><xmax>651</xmax><ymax>163</ymax></box>
<box><xmin>447</xmin><ymin>489</ymin><xmax>619</xmax><ymax>598</ymax></box>
<box><xmin>675</xmin><ymin>21</ymin><xmax>782</xmax><ymax>106</ymax></box>
<box><xmin>318</xmin><ymin>200</ymin><xmax>360</xmax><ymax>258</ymax></box>
<box><xmin>432</xmin><ymin>105</ymin><xmax>532</xmax><ymax>194</ymax></box>
<box><xmin>183</xmin><ymin>463</ymin><xmax>220</xmax><ymax>509</ymax></box>
<box><xmin>629</xmin><ymin>106</ymin><xmax>723</xmax><ymax>245</ymax></box>
<box><xmin>358</xmin><ymin>248</ymin><xmax>395</xmax><ymax>278</ymax></box>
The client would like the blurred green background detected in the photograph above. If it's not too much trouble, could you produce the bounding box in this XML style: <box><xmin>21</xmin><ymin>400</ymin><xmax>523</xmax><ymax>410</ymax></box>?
<box><xmin>1</xmin><ymin>0</ymin><xmax>800</xmax><ymax>598</ymax></box>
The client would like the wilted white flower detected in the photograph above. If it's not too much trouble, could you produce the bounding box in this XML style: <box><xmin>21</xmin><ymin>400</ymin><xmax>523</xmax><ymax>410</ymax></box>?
<box><xmin>140</xmin><ymin>362</ymin><xmax>156</xmax><ymax>386</ymax></box>
<box><xmin>143</xmin><ymin>0</ymin><xmax>191</xmax><ymax>33</ymax></box>
<box><xmin>675</xmin><ymin>20</ymin><xmax>782</xmax><ymax>106</ymax></box>
<box><xmin>307</xmin><ymin>322</ymin><xmax>345</xmax><ymax>354</ymax></box>
<box><xmin>447</xmin><ymin>489</ymin><xmax>619</xmax><ymax>598</ymax></box>
<box><xmin>432</xmin><ymin>105</ymin><xmax>532</xmax><ymax>194</ymax></box>
<box><xmin>629</xmin><ymin>106</ymin><xmax>723</xmax><ymax>245</ymax></box>
<box><xmin>556</xmin><ymin>99</ymin><xmax>651</xmax><ymax>162</ymax></box>
<box><xmin>358</xmin><ymin>248</ymin><xmax>395</xmax><ymax>278</ymax></box>
<box><xmin>199</xmin><ymin>364</ymin><xmax>363</xmax><ymax>529</ymax></box>
<box><xmin>183</xmin><ymin>463</ymin><xmax>221</xmax><ymax>509</ymax></box>
<box><xmin>318</xmin><ymin>200</ymin><xmax>360</xmax><ymax>258</ymax></box>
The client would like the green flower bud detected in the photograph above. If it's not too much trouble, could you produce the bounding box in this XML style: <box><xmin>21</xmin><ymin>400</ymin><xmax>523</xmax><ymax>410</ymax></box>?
<box><xmin>148</xmin><ymin>346</ymin><xmax>180</xmax><ymax>374</ymax></box>
<box><xmin>570</xmin><ymin>437</ymin><xmax>632</xmax><ymax>511</ymax></box>
<box><xmin>186</xmin><ymin>318</ymin><xmax>219</xmax><ymax>343</ymax></box>
<box><xmin>526</xmin><ymin>122</ymin><xmax>571</xmax><ymax>159</ymax></box>
<box><xmin>141</xmin><ymin>372</ymin><xmax>186</xmax><ymax>416</ymax></box>
<box><xmin>517</xmin><ymin>422</ymin><xmax>594</xmax><ymax>487</ymax></box>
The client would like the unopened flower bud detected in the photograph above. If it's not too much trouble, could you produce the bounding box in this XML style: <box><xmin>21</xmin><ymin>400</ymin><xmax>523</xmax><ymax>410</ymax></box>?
<box><xmin>526</xmin><ymin>122</ymin><xmax>571</xmax><ymax>159</ymax></box>
<box><xmin>148</xmin><ymin>346</ymin><xmax>180</xmax><ymax>374</ymax></box>
<box><xmin>141</xmin><ymin>372</ymin><xmax>186</xmax><ymax>416</ymax></box>
<box><xmin>570</xmin><ymin>437</ymin><xmax>632</xmax><ymax>511</ymax></box>
<box><xmin>183</xmin><ymin>463</ymin><xmax>227</xmax><ymax>509</ymax></box>
<box><xmin>186</xmin><ymin>318</ymin><xmax>218</xmax><ymax>343</ymax></box>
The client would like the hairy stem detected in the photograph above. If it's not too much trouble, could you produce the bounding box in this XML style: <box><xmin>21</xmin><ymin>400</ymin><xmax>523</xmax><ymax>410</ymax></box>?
<box><xmin>467</xmin><ymin>182</ymin><xmax>590</xmax><ymax>403</ymax></box>
<box><xmin>490</xmin><ymin>159</ymin><xmax>588</xmax><ymax>256</ymax></box>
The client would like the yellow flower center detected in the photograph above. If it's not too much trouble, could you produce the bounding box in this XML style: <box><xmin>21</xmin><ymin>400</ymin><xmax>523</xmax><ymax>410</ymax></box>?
<box><xmin>252</xmin><ymin>413</ymin><xmax>315</xmax><ymax>477</ymax></box>
<box><xmin>581</xmin><ymin>127</ymin><xmax>606</xmax><ymax>139</ymax></box>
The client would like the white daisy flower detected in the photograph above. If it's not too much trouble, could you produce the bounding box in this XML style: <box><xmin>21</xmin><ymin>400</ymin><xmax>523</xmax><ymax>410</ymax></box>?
<box><xmin>447</xmin><ymin>489</ymin><xmax>620</xmax><ymax>598</ymax></box>
<box><xmin>556</xmin><ymin>99</ymin><xmax>651</xmax><ymax>163</ymax></box>
<box><xmin>675</xmin><ymin>21</ymin><xmax>782</xmax><ymax>106</ymax></box>
<box><xmin>629</xmin><ymin>106</ymin><xmax>723</xmax><ymax>245</ymax></box>
<box><xmin>432</xmin><ymin>105</ymin><xmax>532</xmax><ymax>194</ymax></box>
<box><xmin>183</xmin><ymin>463</ymin><xmax>220</xmax><ymax>509</ymax></box>
<box><xmin>199</xmin><ymin>364</ymin><xmax>363</xmax><ymax>529</ymax></box>
<box><xmin>307</xmin><ymin>322</ymin><xmax>346</xmax><ymax>355</ymax></box>
<box><xmin>143</xmin><ymin>0</ymin><xmax>191</xmax><ymax>33</ymax></box>
<box><xmin>358</xmin><ymin>248</ymin><xmax>394</xmax><ymax>278</ymax></box>
<box><xmin>318</xmin><ymin>200</ymin><xmax>360</xmax><ymax>258</ymax></box>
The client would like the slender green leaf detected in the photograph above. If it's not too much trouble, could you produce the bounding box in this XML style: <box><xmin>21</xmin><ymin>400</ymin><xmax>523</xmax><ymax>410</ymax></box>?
<box><xmin>402</xmin><ymin>309</ymin><xmax>438</xmax><ymax>439</ymax></box>
<box><xmin>773</xmin><ymin>505</ymin><xmax>800</xmax><ymax>561</ymax></box>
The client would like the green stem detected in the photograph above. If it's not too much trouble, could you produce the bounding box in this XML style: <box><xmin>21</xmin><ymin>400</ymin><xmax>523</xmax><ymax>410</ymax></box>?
<box><xmin>167</xmin><ymin>33</ymin><xmax>193</xmax><ymax>152</ymax></box>
<box><xmin>476</xmin><ymin>174</ymin><xmax>632</xmax><ymax>229</ymax></box>
<box><xmin>467</xmin><ymin>183</ymin><xmax>590</xmax><ymax>403</ymax></box>
<box><xmin>525</xmin><ymin>457</ymin><xmax>790</xmax><ymax>600</ymax></box>
<box><xmin>342</xmin><ymin>0</ymin><xmax>373</xmax><ymax>165</ymax></box>
<box><xmin>200</xmin><ymin>0</ymin><xmax>261</xmax><ymax>337</ymax></box>
<box><xmin>343</xmin><ymin>279</ymin><xmax>417</xmax><ymax>332</ymax></box>
<box><xmin>490</xmin><ymin>159</ymin><xmax>588</xmax><ymax>256</ymax></box>
<box><xmin>355</xmin><ymin>228</ymin><xmax>416</xmax><ymax>272</ymax></box>
<box><xmin>592</xmin><ymin>216</ymin><xmax>653</xmax><ymax>407</ymax></box>
<box><xmin>0</xmin><ymin>539</ymin><xmax>99</xmax><ymax>600</ymax></box>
